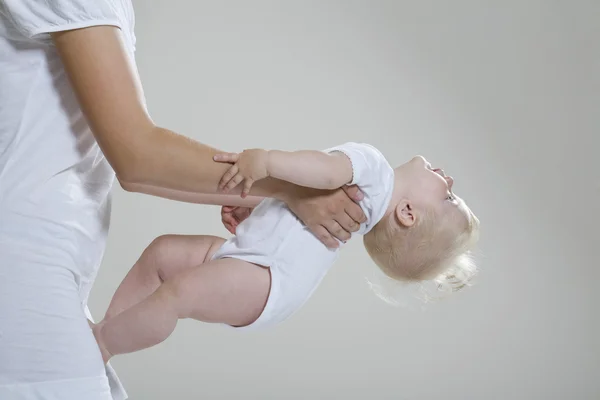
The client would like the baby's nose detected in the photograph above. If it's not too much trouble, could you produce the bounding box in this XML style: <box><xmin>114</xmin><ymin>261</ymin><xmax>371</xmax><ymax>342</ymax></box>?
<box><xmin>413</xmin><ymin>155</ymin><xmax>428</xmax><ymax>165</ymax></box>
<box><xmin>446</xmin><ymin>176</ymin><xmax>454</xmax><ymax>189</ymax></box>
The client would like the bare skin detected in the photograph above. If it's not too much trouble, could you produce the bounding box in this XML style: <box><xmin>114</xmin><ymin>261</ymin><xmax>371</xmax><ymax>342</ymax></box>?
<box><xmin>91</xmin><ymin>234</ymin><xmax>271</xmax><ymax>363</ymax></box>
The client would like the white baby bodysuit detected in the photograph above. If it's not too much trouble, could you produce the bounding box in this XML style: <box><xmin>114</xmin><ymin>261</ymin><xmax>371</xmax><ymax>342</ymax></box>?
<box><xmin>211</xmin><ymin>142</ymin><xmax>396</xmax><ymax>330</ymax></box>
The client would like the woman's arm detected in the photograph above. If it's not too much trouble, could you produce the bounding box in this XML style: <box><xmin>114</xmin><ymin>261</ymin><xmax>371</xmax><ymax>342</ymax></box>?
<box><xmin>51</xmin><ymin>25</ymin><xmax>367</xmax><ymax>248</ymax></box>
<box><xmin>52</xmin><ymin>26</ymin><xmax>284</xmax><ymax>200</ymax></box>
<box><xmin>121</xmin><ymin>182</ymin><xmax>264</xmax><ymax>208</ymax></box>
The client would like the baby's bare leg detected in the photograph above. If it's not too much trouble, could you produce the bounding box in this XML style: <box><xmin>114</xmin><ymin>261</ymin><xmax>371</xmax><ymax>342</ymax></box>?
<box><xmin>103</xmin><ymin>234</ymin><xmax>225</xmax><ymax>320</ymax></box>
<box><xmin>94</xmin><ymin>258</ymin><xmax>270</xmax><ymax>362</ymax></box>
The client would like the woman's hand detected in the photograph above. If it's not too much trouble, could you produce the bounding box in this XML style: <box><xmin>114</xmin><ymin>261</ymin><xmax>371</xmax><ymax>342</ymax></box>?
<box><xmin>220</xmin><ymin>185</ymin><xmax>365</xmax><ymax>248</ymax></box>
<box><xmin>283</xmin><ymin>185</ymin><xmax>366</xmax><ymax>248</ymax></box>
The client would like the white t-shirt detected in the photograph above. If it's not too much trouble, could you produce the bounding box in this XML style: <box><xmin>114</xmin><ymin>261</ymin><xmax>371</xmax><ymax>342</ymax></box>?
<box><xmin>212</xmin><ymin>142</ymin><xmax>395</xmax><ymax>329</ymax></box>
<box><xmin>0</xmin><ymin>1</ymin><xmax>138</xmax><ymax>399</ymax></box>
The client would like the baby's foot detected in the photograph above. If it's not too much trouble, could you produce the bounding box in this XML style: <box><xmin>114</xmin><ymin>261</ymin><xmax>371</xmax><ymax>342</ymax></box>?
<box><xmin>91</xmin><ymin>321</ymin><xmax>112</xmax><ymax>364</ymax></box>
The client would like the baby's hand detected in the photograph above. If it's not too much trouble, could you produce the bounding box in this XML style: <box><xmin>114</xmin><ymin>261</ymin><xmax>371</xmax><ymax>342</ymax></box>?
<box><xmin>221</xmin><ymin>205</ymin><xmax>254</xmax><ymax>234</ymax></box>
<box><xmin>213</xmin><ymin>149</ymin><xmax>269</xmax><ymax>197</ymax></box>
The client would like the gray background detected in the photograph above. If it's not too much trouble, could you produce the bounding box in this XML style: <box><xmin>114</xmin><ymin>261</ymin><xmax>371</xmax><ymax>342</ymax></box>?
<box><xmin>89</xmin><ymin>1</ymin><xmax>600</xmax><ymax>399</ymax></box>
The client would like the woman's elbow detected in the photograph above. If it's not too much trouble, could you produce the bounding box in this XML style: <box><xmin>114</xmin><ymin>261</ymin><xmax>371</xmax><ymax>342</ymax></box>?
<box><xmin>103</xmin><ymin>136</ymin><xmax>149</xmax><ymax>189</ymax></box>
<box><xmin>115</xmin><ymin>160</ymin><xmax>146</xmax><ymax>191</ymax></box>
<box><xmin>112</xmin><ymin>154</ymin><xmax>143</xmax><ymax>191</ymax></box>
<box><xmin>117</xmin><ymin>176</ymin><xmax>136</xmax><ymax>192</ymax></box>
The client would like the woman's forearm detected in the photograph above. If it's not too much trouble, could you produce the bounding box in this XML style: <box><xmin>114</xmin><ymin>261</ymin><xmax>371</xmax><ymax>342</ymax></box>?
<box><xmin>52</xmin><ymin>26</ymin><xmax>289</xmax><ymax>205</ymax></box>
<box><xmin>121</xmin><ymin>126</ymin><xmax>290</xmax><ymax>201</ymax></box>
<box><xmin>120</xmin><ymin>179</ymin><xmax>265</xmax><ymax>208</ymax></box>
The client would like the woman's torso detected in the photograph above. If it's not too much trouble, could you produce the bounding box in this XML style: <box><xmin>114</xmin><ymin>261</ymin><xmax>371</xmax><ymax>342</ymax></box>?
<box><xmin>0</xmin><ymin>1</ymin><xmax>138</xmax><ymax>398</ymax></box>
<box><xmin>0</xmin><ymin>2</ymin><xmax>137</xmax><ymax>303</ymax></box>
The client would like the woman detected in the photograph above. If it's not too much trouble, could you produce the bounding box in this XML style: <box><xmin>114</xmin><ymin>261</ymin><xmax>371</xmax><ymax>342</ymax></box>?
<box><xmin>0</xmin><ymin>1</ymin><xmax>366</xmax><ymax>399</ymax></box>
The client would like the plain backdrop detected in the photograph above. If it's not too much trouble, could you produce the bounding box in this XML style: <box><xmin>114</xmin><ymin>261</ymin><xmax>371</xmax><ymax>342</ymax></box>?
<box><xmin>88</xmin><ymin>1</ymin><xmax>599</xmax><ymax>399</ymax></box>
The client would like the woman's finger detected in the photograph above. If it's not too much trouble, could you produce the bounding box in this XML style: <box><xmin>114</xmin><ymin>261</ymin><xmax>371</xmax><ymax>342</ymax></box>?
<box><xmin>344</xmin><ymin>198</ymin><xmax>367</xmax><ymax>224</ymax></box>
<box><xmin>310</xmin><ymin>224</ymin><xmax>339</xmax><ymax>249</ymax></box>
<box><xmin>324</xmin><ymin>220</ymin><xmax>351</xmax><ymax>242</ymax></box>
<box><xmin>337</xmin><ymin>212</ymin><xmax>360</xmax><ymax>233</ymax></box>
<box><xmin>342</xmin><ymin>184</ymin><xmax>364</xmax><ymax>202</ymax></box>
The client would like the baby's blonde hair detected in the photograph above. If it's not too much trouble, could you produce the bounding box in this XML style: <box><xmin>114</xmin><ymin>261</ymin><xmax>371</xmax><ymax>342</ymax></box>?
<box><xmin>363</xmin><ymin>196</ymin><xmax>480</xmax><ymax>292</ymax></box>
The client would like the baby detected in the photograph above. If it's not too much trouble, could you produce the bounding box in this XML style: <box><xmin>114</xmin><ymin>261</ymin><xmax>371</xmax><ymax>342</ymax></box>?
<box><xmin>92</xmin><ymin>142</ymin><xmax>479</xmax><ymax>362</ymax></box>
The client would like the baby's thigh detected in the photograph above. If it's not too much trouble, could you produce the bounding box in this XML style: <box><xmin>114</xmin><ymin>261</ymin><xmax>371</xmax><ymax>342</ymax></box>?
<box><xmin>145</xmin><ymin>234</ymin><xmax>226</xmax><ymax>281</ymax></box>
<box><xmin>167</xmin><ymin>258</ymin><xmax>270</xmax><ymax>327</ymax></box>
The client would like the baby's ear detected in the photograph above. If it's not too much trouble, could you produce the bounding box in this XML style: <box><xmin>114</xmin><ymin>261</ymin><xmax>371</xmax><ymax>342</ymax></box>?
<box><xmin>395</xmin><ymin>199</ymin><xmax>416</xmax><ymax>227</ymax></box>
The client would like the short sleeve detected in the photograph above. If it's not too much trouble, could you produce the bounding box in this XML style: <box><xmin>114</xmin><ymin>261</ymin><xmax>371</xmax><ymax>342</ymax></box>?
<box><xmin>325</xmin><ymin>142</ymin><xmax>394</xmax><ymax>197</ymax></box>
<box><xmin>1</xmin><ymin>0</ymin><xmax>126</xmax><ymax>40</ymax></box>
<box><xmin>325</xmin><ymin>142</ymin><xmax>395</xmax><ymax>232</ymax></box>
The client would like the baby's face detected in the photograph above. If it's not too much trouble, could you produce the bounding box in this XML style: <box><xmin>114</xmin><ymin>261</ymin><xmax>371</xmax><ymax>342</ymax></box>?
<box><xmin>394</xmin><ymin>156</ymin><xmax>471</xmax><ymax>230</ymax></box>
<box><xmin>395</xmin><ymin>155</ymin><xmax>455</xmax><ymax>208</ymax></box>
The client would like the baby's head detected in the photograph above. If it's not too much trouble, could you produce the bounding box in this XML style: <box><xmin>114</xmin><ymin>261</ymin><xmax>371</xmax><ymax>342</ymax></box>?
<box><xmin>364</xmin><ymin>155</ymin><xmax>480</xmax><ymax>290</ymax></box>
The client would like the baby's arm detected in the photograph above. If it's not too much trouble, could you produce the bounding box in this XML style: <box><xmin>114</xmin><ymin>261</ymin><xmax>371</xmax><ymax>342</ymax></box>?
<box><xmin>267</xmin><ymin>150</ymin><xmax>353</xmax><ymax>190</ymax></box>
<box><xmin>214</xmin><ymin>148</ymin><xmax>353</xmax><ymax>196</ymax></box>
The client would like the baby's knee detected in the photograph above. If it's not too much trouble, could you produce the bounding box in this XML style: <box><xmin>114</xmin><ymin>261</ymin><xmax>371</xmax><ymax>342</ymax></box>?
<box><xmin>148</xmin><ymin>234</ymin><xmax>178</xmax><ymax>252</ymax></box>
<box><xmin>145</xmin><ymin>235</ymin><xmax>178</xmax><ymax>266</ymax></box>
<box><xmin>159</xmin><ymin>277</ymin><xmax>193</xmax><ymax>318</ymax></box>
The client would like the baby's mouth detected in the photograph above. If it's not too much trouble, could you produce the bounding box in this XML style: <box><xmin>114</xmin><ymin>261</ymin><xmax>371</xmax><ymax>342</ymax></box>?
<box><xmin>433</xmin><ymin>168</ymin><xmax>445</xmax><ymax>177</ymax></box>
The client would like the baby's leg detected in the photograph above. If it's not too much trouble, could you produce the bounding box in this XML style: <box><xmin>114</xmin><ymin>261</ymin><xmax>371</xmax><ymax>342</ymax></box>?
<box><xmin>103</xmin><ymin>234</ymin><xmax>225</xmax><ymax>320</ymax></box>
<box><xmin>94</xmin><ymin>257</ymin><xmax>270</xmax><ymax>362</ymax></box>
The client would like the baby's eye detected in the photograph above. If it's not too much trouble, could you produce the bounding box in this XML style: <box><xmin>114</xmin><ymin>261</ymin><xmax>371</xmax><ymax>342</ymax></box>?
<box><xmin>447</xmin><ymin>193</ymin><xmax>455</xmax><ymax>201</ymax></box>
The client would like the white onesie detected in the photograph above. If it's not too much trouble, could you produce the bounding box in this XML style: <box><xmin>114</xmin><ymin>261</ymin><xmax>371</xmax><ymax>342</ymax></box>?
<box><xmin>211</xmin><ymin>142</ymin><xmax>396</xmax><ymax>330</ymax></box>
